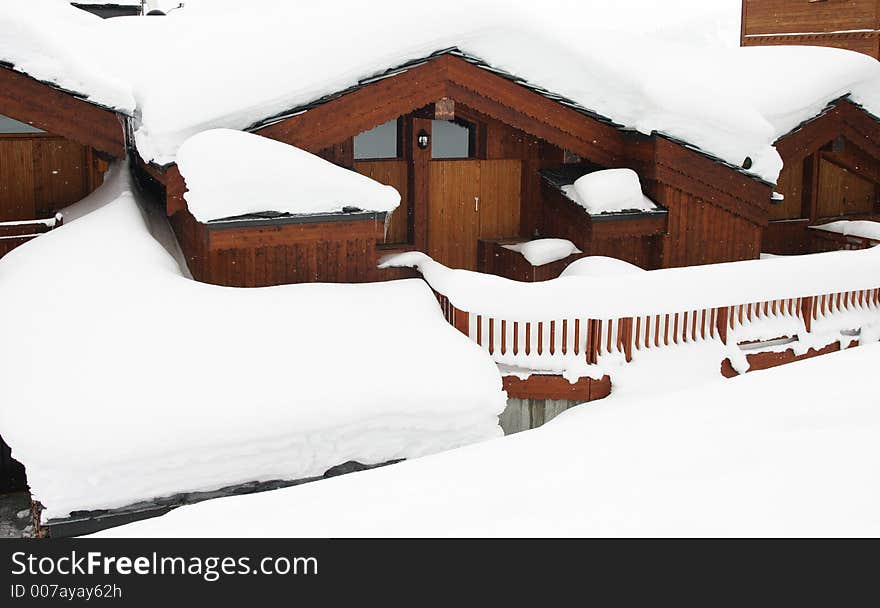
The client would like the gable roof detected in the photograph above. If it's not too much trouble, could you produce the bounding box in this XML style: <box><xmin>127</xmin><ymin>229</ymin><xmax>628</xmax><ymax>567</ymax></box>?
<box><xmin>775</xmin><ymin>97</ymin><xmax>880</xmax><ymax>164</ymax></box>
<box><xmin>2</xmin><ymin>1</ymin><xmax>880</xmax><ymax>185</ymax></box>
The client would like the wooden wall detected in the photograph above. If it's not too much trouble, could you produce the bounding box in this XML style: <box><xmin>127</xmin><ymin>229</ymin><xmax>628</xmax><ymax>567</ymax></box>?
<box><xmin>769</xmin><ymin>158</ymin><xmax>805</xmax><ymax>221</ymax></box>
<box><xmin>170</xmin><ymin>209</ymin><xmax>385</xmax><ymax>287</ymax></box>
<box><xmin>817</xmin><ymin>158</ymin><xmax>876</xmax><ymax>217</ymax></box>
<box><xmin>539</xmin><ymin>185</ymin><xmax>665</xmax><ymax>270</ymax></box>
<box><xmin>656</xmin><ymin>184</ymin><xmax>762</xmax><ymax>267</ymax></box>
<box><xmin>742</xmin><ymin>0</ymin><xmax>879</xmax><ymax>35</ymax></box>
<box><xmin>353</xmin><ymin>159</ymin><xmax>409</xmax><ymax>244</ymax></box>
<box><xmin>0</xmin><ymin>134</ymin><xmax>104</xmax><ymax>222</ymax></box>
<box><xmin>742</xmin><ymin>0</ymin><xmax>880</xmax><ymax>58</ymax></box>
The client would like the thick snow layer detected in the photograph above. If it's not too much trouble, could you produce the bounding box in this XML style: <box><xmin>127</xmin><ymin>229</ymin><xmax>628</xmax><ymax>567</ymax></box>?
<box><xmin>811</xmin><ymin>220</ymin><xmax>880</xmax><ymax>242</ymax></box>
<box><xmin>501</xmin><ymin>239</ymin><xmax>581</xmax><ymax>267</ymax></box>
<box><xmin>380</xmin><ymin>249</ymin><xmax>880</xmax><ymax>320</ymax></box>
<box><xmin>568</xmin><ymin>169</ymin><xmax>656</xmax><ymax>214</ymax></box>
<box><xmin>560</xmin><ymin>256</ymin><xmax>645</xmax><ymax>278</ymax></box>
<box><xmin>96</xmin><ymin>344</ymin><xmax>880</xmax><ymax>537</ymax></box>
<box><xmin>177</xmin><ymin>129</ymin><xmax>400</xmax><ymax>222</ymax></box>
<box><xmin>0</xmin><ymin>1</ymin><xmax>135</xmax><ymax>112</ymax></box>
<box><xmin>0</xmin><ymin>165</ymin><xmax>506</xmax><ymax>521</ymax></box>
<box><xmin>3</xmin><ymin>1</ymin><xmax>879</xmax><ymax>182</ymax></box>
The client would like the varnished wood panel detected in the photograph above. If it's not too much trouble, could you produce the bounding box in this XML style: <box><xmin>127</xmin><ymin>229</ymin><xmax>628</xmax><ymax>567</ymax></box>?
<box><xmin>0</xmin><ymin>66</ymin><xmax>125</xmax><ymax>158</ymax></box>
<box><xmin>769</xmin><ymin>159</ymin><xmax>805</xmax><ymax>220</ymax></box>
<box><xmin>0</xmin><ymin>138</ymin><xmax>36</xmax><ymax>221</ymax></box>
<box><xmin>657</xmin><ymin>184</ymin><xmax>762</xmax><ymax>267</ymax></box>
<box><xmin>817</xmin><ymin>158</ymin><xmax>876</xmax><ymax>218</ymax></box>
<box><xmin>478</xmin><ymin>159</ymin><xmax>521</xmax><ymax>240</ymax></box>
<box><xmin>428</xmin><ymin>160</ymin><xmax>481</xmax><ymax>270</ymax></box>
<box><xmin>354</xmin><ymin>159</ymin><xmax>409</xmax><ymax>244</ymax></box>
<box><xmin>32</xmin><ymin>138</ymin><xmax>90</xmax><ymax>217</ymax></box>
<box><xmin>0</xmin><ymin>134</ymin><xmax>102</xmax><ymax>222</ymax></box>
<box><xmin>762</xmin><ymin>219</ymin><xmax>813</xmax><ymax>256</ymax></box>
<box><xmin>742</xmin><ymin>0</ymin><xmax>879</xmax><ymax>36</ymax></box>
<box><xmin>169</xmin><ymin>210</ymin><xmax>385</xmax><ymax>287</ymax></box>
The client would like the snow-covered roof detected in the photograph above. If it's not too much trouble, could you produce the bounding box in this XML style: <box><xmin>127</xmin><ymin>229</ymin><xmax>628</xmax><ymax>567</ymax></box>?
<box><xmin>2</xmin><ymin>1</ymin><xmax>880</xmax><ymax>183</ymax></box>
<box><xmin>177</xmin><ymin>129</ymin><xmax>401</xmax><ymax>222</ymax></box>
<box><xmin>0</xmin><ymin>165</ymin><xmax>504</xmax><ymax>521</ymax></box>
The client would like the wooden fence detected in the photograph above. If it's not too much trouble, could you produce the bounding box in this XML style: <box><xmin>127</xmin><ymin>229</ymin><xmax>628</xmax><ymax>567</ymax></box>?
<box><xmin>0</xmin><ymin>214</ymin><xmax>62</xmax><ymax>259</ymax></box>
<box><xmin>435</xmin><ymin>288</ymin><xmax>880</xmax><ymax>367</ymax></box>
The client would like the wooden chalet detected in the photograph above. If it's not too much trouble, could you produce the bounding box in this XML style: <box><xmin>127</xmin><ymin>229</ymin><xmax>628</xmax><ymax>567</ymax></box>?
<box><xmin>0</xmin><ymin>65</ymin><xmax>125</xmax><ymax>259</ymax></box>
<box><xmin>742</xmin><ymin>0</ymin><xmax>880</xmax><ymax>59</ymax></box>
<box><xmin>129</xmin><ymin>50</ymin><xmax>774</xmax><ymax>288</ymax></box>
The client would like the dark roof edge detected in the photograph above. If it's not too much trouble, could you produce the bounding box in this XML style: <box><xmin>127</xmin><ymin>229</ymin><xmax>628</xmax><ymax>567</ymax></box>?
<box><xmin>774</xmin><ymin>94</ymin><xmax>880</xmax><ymax>145</ymax></box>
<box><xmin>206</xmin><ymin>209</ymin><xmax>387</xmax><ymax>229</ymax></box>
<box><xmin>242</xmin><ymin>48</ymin><xmax>776</xmax><ymax>186</ymax></box>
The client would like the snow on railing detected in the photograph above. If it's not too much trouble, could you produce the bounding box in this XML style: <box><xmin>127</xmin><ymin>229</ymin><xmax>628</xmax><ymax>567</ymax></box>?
<box><xmin>385</xmin><ymin>251</ymin><xmax>880</xmax><ymax>377</ymax></box>
<box><xmin>809</xmin><ymin>221</ymin><xmax>880</xmax><ymax>252</ymax></box>
<box><xmin>0</xmin><ymin>213</ymin><xmax>63</xmax><ymax>256</ymax></box>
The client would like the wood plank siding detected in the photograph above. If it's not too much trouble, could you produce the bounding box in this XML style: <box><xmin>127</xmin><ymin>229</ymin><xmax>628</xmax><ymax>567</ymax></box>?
<box><xmin>742</xmin><ymin>0</ymin><xmax>880</xmax><ymax>58</ymax></box>
<box><xmin>170</xmin><ymin>208</ymin><xmax>385</xmax><ymax>287</ymax></box>
<box><xmin>0</xmin><ymin>134</ymin><xmax>105</xmax><ymax>222</ymax></box>
<box><xmin>765</xmin><ymin>100</ymin><xmax>880</xmax><ymax>254</ymax></box>
<box><xmin>353</xmin><ymin>160</ymin><xmax>409</xmax><ymax>244</ymax></box>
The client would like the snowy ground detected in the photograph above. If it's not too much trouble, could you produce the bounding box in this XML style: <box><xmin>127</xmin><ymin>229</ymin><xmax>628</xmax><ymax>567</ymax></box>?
<box><xmin>97</xmin><ymin>344</ymin><xmax>880</xmax><ymax>538</ymax></box>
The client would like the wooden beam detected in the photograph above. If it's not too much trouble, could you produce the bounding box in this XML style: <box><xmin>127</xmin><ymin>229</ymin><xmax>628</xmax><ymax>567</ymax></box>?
<box><xmin>410</xmin><ymin>117</ymin><xmax>432</xmax><ymax>251</ymax></box>
<box><xmin>0</xmin><ymin>66</ymin><xmax>125</xmax><ymax>158</ymax></box>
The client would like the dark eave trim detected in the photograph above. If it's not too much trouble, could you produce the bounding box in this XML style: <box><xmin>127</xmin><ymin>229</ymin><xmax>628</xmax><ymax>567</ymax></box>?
<box><xmin>206</xmin><ymin>210</ymin><xmax>388</xmax><ymax>230</ymax></box>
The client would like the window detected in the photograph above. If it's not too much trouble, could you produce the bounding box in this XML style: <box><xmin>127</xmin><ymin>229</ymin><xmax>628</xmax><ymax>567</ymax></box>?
<box><xmin>0</xmin><ymin>114</ymin><xmax>43</xmax><ymax>134</ymax></box>
<box><xmin>354</xmin><ymin>119</ymin><xmax>398</xmax><ymax>160</ymax></box>
<box><xmin>431</xmin><ymin>119</ymin><xmax>471</xmax><ymax>159</ymax></box>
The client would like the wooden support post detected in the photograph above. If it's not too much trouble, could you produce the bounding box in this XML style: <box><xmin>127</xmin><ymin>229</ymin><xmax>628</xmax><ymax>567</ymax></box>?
<box><xmin>409</xmin><ymin>117</ymin><xmax>432</xmax><ymax>251</ymax></box>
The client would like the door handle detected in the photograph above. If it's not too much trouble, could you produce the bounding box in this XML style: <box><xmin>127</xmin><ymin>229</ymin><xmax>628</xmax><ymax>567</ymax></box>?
<box><xmin>474</xmin><ymin>196</ymin><xmax>480</xmax><ymax>212</ymax></box>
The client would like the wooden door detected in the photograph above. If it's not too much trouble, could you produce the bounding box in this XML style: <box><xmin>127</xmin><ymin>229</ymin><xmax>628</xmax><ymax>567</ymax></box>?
<box><xmin>428</xmin><ymin>160</ymin><xmax>481</xmax><ymax>269</ymax></box>
<box><xmin>478</xmin><ymin>159</ymin><xmax>521</xmax><ymax>240</ymax></box>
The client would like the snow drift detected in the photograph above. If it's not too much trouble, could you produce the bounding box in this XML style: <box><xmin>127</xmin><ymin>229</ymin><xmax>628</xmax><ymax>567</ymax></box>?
<box><xmin>0</xmin><ymin>166</ymin><xmax>506</xmax><ymax>521</ymax></box>
<box><xmin>96</xmin><ymin>343</ymin><xmax>880</xmax><ymax>538</ymax></box>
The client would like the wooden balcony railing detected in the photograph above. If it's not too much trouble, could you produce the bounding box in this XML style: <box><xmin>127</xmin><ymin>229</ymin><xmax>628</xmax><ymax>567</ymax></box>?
<box><xmin>809</xmin><ymin>227</ymin><xmax>880</xmax><ymax>252</ymax></box>
<box><xmin>437</xmin><ymin>289</ymin><xmax>880</xmax><ymax>368</ymax></box>
<box><xmin>0</xmin><ymin>214</ymin><xmax>63</xmax><ymax>259</ymax></box>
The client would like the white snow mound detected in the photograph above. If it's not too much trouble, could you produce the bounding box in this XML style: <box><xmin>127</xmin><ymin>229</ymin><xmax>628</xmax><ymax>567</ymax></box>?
<box><xmin>0</xmin><ymin>165</ymin><xmax>505</xmax><ymax>521</ymax></box>
<box><xmin>177</xmin><ymin>129</ymin><xmax>401</xmax><ymax>222</ymax></box>
<box><xmin>502</xmin><ymin>239</ymin><xmax>581</xmax><ymax>267</ymax></box>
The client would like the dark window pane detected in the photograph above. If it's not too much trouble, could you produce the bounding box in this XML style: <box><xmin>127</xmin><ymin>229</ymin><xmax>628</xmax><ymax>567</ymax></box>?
<box><xmin>431</xmin><ymin>120</ymin><xmax>470</xmax><ymax>159</ymax></box>
<box><xmin>354</xmin><ymin>119</ymin><xmax>398</xmax><ymax>159</ymax></box>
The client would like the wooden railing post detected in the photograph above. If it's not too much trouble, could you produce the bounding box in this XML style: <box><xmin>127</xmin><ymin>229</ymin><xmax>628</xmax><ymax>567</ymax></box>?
<box><xmin>453</xmin><ymin>308</ymin><xmax>469</xmax><ymax>337</ymax></box>
<box><xmin>621</xmin><ymin>317</ymin><xmax>634</xmax><ymax>362</ymax></box>
<box><xmin>715</xmin><ymin>307</ymin><xmax>729</xmax><ymax>345</ymax></box>
<box><xmin>800</xmin><ymin>297</ymin><xmax>813</xmax><ymax>334</ymax></box>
